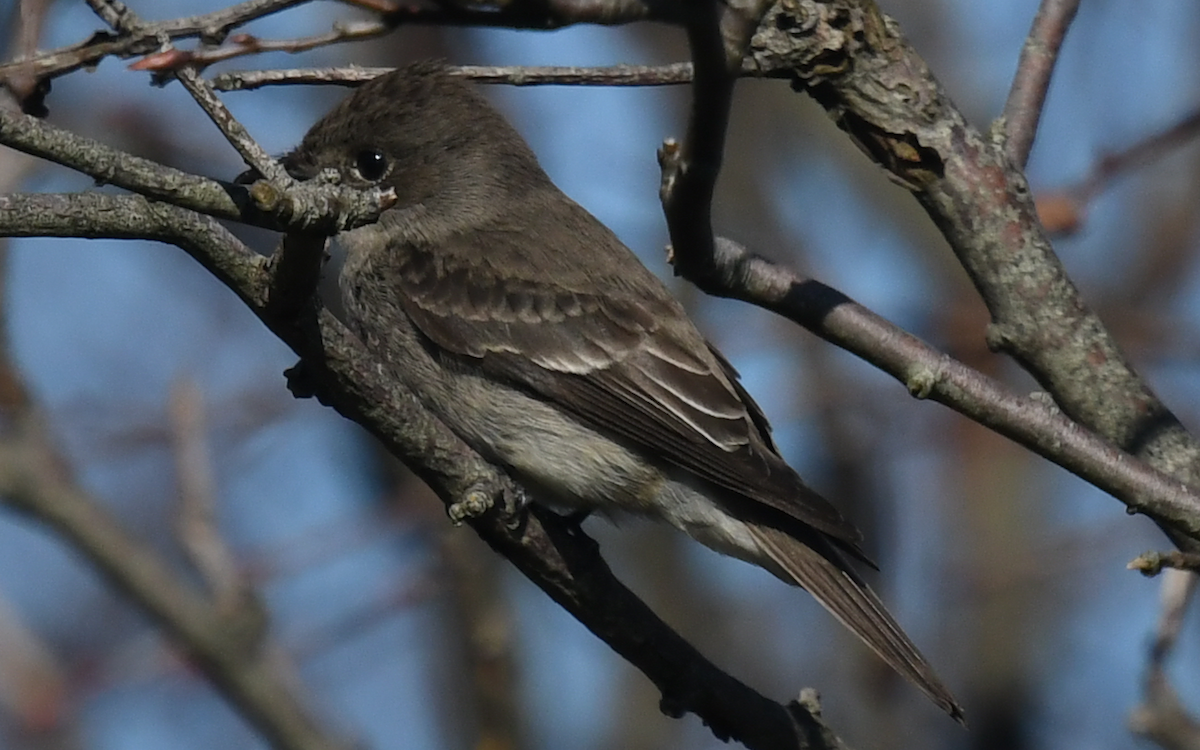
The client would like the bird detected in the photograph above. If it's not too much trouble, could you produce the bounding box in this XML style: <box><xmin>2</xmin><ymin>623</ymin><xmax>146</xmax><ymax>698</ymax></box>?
<box><xmin>283</xmin><ymin>60</ymin><xmax>963</xmax><ymax>722</ymax></box>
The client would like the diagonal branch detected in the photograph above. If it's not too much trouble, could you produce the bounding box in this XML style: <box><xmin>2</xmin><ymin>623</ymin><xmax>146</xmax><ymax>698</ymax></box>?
<box><xmin>676</xmin><ymin>238</ymin><xmax>1200</xmax><ymax>535</ymax></box>
<box><xmin>173</xmin><ymin>65</ymin><xmax>288</xmax><ymax>182</ymax></box>
<box><xmin>0</xmin><ymin>423</ymin><xmax>351</xmax><ymax>750</ymax></box>
<box><xmin>1002</xmin><ymin>0</ymin><xmax>1082</xmax><ymax>167</ymax></box>
<box><xmin>746</xmin><ymin>0</ymin><xmax>1200</xmax><ymax>548</ymax></box>
<box><xmin>1037</xmin><ymin>106</ymin><xmax>1200</xmax><ymax>235</ymax></box>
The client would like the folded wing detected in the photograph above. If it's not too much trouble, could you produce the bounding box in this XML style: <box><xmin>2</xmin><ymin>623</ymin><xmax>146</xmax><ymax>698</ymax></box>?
<box><xmin>391</xmin><ymin>228</ymin><xmax>867</xmax><ymax>556</ymax></box>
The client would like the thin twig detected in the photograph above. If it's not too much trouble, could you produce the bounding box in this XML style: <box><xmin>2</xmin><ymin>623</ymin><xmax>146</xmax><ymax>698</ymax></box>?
<box><xmin>130</xmin><ymin>20</ymin><xmax>391</xmax><ymax>73</ymax></box>
<box><xmin>1002</xmin><ymin>0</ymin><xmax>1082</xmax><ymax>167</ymax></box>
<box><xmin>210</xmin><ymin>61</ymin><xmax>776</xmax><ymax>91</ymax></box>
<box><xmin>1129</xmin><ymin>571</ymin><xmax>1200</xmax><ymax>750</ymax></box>
<box><xmin>173</xmin><ymin>65</ymin><xmax>287</xmax><ymax>183</ymax></box>
<box><xmin>170</xmin><ymin>378</ymin><xmax>252</xmax><ymax>613</ymax></box>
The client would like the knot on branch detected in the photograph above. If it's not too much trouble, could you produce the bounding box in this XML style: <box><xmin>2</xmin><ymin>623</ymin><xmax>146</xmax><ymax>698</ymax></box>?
<box><xmin>749</xmin><ymin>0</ymin><xmax>863</xmax><ymax>84</ymax></box>
<box><xmin>749</xmin><ymin>0</ymin><xmax>945</xmax><ymax>190</ymax></box>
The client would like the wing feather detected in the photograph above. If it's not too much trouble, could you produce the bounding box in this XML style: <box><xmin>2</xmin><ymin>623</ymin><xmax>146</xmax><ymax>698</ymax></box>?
<box><xmin>387</xmin><ymin>224</ymin><xmax>865</xmax><ymax>552</ymax></box>
<box><xmin>749</xmin><ymin>524</ymin><xmax>965</xmax><ymax>722</ymax></box>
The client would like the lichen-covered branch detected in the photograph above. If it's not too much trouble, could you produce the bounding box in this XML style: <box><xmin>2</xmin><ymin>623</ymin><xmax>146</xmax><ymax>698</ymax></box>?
<box><xmin>745</xmin><ymin>0</ymin><xmax>1200</xmax><ymax>545</ymax></box>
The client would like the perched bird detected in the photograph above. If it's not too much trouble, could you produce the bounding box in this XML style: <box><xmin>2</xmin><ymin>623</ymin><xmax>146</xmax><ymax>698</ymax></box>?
<box><xmin>284</xmin><ymin>61</ymin><xmax>963</xmax><ymax>721</ymax></box>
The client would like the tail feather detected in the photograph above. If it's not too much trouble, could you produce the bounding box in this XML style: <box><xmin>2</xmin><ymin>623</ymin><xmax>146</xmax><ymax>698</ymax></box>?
<box><xmin>748</xmin><ymin>524</ymin><xmax>966</xmax><ymax>724</ymax></box>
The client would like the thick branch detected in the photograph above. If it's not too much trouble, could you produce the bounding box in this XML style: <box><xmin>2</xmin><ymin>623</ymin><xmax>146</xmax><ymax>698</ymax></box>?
<box><xmin>0</xmin><ymin>107</ymin><xmax>245</xmax><ymax>218</ymax></box>
<box><xmin>747</xmin><ymin>0</ymin><xmax>1200</xmax><ymax>545</ymax></box>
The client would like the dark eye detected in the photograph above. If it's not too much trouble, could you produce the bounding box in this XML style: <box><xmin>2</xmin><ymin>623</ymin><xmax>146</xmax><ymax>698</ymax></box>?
<box><xmin>354</xmin><ymin>148</ymin><xmax>388</xmax><ymax>181</ymax></box>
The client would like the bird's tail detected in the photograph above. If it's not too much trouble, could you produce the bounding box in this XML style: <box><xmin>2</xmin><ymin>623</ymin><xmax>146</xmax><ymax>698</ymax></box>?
<box><xmin>748</xmin><ymin>524</ymin><xmax>966</xmax><ymax>724</ymax></box>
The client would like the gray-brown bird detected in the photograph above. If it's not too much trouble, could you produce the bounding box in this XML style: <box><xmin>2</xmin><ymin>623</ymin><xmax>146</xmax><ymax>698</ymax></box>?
<box><xmin>284</xmin><ymin>61</ymin><xmax>963</xmax><ymax>722</ymax></box>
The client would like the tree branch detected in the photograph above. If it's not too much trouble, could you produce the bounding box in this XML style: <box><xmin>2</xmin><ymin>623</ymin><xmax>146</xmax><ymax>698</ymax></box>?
<box><xmin>745</xmin><ymin>0</ymin><xmax>1200</xmax><ymax>547</ymax></box>
<box><xmin>1002</xmin><ymin>0</ymin><xmax>1081</xmax><ymax>167</ymax></box>
<box><xmin>1037</xmin><ymin>106</ymin><xmax>1200</xmax><ymax>235</ymax></box>
<box><xmin>1129</xmin><ymin>570</ymin><xmax>1200</xmax><ymax>750</ymax></box>
<box><xmin>210</xmin><ymin>62</ymin><xmax>769</xmax><ymax>91</ymax></box>
<box><xmin>130</xmin><ymin>20</ymin><xmax>392</xmax><ymax>73</ymax></box>
<box><xmin>659</xmin><ymin>0</ymin><xmax>773</xmax><ymax>307</ymax></box>
<box><xmin>173</xmin><ymin>64</ymin><xmax>288</xmax><ymax>183</ymax></box>
<box><xmin>668</xmin><ymin>237</ymin><xmax>1200</xmax><ymax>537</ymax></box>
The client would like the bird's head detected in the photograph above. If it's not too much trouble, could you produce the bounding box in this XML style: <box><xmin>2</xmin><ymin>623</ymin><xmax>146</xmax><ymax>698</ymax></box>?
<box><xmin>283</xmin><ymin>62</ymin><xmax>548</xmax><ymax>213</ymax></box>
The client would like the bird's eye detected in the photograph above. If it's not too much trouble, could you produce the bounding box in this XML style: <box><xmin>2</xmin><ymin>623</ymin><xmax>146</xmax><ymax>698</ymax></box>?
<box><xmin>354</xmin><ymin>148</ymin><xmax>388</xmax><ymax>182</ymax></box>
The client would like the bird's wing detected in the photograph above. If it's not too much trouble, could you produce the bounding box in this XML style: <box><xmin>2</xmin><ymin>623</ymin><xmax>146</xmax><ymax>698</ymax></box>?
<box><xmin>388</xmin><ymin>234</ymin><xmax>866</xmax><ymax>553</ymax></box>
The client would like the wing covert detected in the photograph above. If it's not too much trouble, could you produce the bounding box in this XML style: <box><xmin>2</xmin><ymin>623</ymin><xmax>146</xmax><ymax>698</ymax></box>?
<box><xmin>387</xmin><ymin>233</ymin><xmax>865</xmax><ymax>550</ymax></box>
